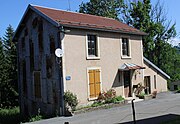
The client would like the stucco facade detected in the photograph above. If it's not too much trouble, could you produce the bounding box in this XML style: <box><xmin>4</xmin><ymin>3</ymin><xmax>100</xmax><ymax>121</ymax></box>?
<box><xmin>63</xmin><ymin>28</ymin><xmax>144</xmax><ymax>104</ymax></box>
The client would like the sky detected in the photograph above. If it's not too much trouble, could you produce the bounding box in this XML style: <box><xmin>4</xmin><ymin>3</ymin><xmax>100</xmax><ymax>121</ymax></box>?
<box><xmin>0</xmin><ymin>0</ymin><xmax>180</xmax><ymax>46</ymax></box>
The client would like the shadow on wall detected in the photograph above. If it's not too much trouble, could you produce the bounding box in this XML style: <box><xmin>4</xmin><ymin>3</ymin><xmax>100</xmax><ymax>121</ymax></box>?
<box><xmin>116</xmin><ymin>114</ymin><xmax>180</xmax><ymax>124</ymax></box>
<box><xmin>112</xmin><ymin>70</ymin><xmax>123</xmax><ymax>88</ymax></box>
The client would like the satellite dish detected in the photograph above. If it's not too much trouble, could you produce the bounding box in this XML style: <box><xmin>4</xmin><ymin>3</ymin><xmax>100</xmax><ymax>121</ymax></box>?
<box><xmin>55</xmin><ymin>48</ymin><xmax>63</xmax><ymax>57</ymax></box>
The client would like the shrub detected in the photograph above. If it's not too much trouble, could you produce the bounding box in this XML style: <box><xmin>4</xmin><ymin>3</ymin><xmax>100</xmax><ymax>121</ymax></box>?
<box><xmin>29</xmin><ymin>108</ymin><xmax>43</xmax><ymax>122</ymax></box>
<box><xmin>64</xmin><ymin>91</ymin><xmax>78</xmax><ymax>111</ymax></box>
<box><xmin>112</xmin><ymin>96</ymin><xmax>124</xmax><ymax>103</ymax></box>
<box><xmin>176</xmin><ymin>87</ymin><xmax>180</xmax><ymax>93</ymax></box>
<box><xmin>97</xmin><ymin>89</ymin><xmax>124</xmax><ymax>104</ymax></box>
<box><xmin>98</xmin><ymin>89</ymin><xmax>116</xmax><ymax>103</ymax></box>
<box><xmin>0</xmin><ymin>107</ymin><xmax>20</xmax><ymax>124</ymax></box>
<box><xmin>138</xmin><ymin>92</ymin><xmax>146</xmax><ymax>99</ymax></box>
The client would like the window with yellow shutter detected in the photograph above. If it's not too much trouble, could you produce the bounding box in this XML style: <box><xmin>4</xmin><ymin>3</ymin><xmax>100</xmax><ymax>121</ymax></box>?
<box><xmin>88</xmin><ymin>69</ymin><xmax>101</xmax><ymax>98</ymax></box>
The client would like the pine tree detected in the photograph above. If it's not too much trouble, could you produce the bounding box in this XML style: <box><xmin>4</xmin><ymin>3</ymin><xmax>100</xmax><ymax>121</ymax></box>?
<box><xmin>1</xmin><ymin>25</ymin><xmax>18</xmax><ymax>107</ymax></box>
<box><xmin>0</xmin><ymin>37</ymin><xmax>6</xmax><ymax>107</ymax></box>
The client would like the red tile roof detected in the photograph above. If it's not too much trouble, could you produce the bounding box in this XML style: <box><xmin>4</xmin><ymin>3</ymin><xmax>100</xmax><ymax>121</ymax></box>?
<box><xmin>33</xmin><ymin>5</ymin><xmax>146</xmax><ymax>35</ymax></box>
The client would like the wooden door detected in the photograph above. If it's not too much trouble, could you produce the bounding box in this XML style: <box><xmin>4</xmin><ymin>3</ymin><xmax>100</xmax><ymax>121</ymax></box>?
<box><xmin>144</xmin><ymin>76</ymin><xmax>151</xmax><ymax>94</ymax></box>
<box><xmin>124</xmin><ymin>71</ymin><xmax>131</xmax><ymax>97</ymax></box>
<box><xmin>89</xmin><ymin>69</ymin><xmax>101</xmax><ymax>98</ymax></box>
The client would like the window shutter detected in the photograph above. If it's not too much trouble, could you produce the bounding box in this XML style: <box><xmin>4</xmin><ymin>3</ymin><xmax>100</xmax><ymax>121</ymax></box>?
<box><xmin>89</xmin><ymin>70</ymin><xmax>95</xmax><ymax>98</ymax></box>
<box><xmin>23</xmin><ymin>60</ymin><xmax>27</xmax><ymax>95</ymax></box>
<box><xmin>34</xmin><ymin>71</ymin><xmax>41</xmax><ymax>98</ymax></box>
<box><xmin>88</xmin><ymin>69</ymin><xmax>101</xmax><ymax>98</ymax></box>
<box><xmin>95</xmin><ymin>70</ymin><xmax>101</xmax><ymax>97</ymax></box>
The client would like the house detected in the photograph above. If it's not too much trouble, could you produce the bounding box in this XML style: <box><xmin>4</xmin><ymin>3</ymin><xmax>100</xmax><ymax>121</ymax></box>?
<box><xmin>143</xmin><ymin>57</ymin><xmax>170</xmax><ymax>94</ymax></box>
<box><xmin>13</xmin><ymin>4</ymin><xmax>170</xmax><ymax>117</ymax></box>
<box><xmin>169</xmin><ymin>80</ymin><xmax>180</xmax><ymax>91</ymax></box>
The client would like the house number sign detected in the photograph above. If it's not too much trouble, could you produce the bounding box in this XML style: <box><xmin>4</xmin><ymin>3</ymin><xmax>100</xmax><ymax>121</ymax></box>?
<box><xmin>66</xmin><ymin>76</ymin><xmax>71</xmax><ymax>81</ymax></box>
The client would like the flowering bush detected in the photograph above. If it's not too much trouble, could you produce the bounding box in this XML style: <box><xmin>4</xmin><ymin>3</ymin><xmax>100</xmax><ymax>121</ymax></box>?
<box><xmin>64</xmin><ymin>91</ymin><xmax>78</xmax><ymax>111</ymax></box>
<box><xmin>98</xmin><ymin>89</ymin><xmax>116</xmax><ymax>103</ymax></box>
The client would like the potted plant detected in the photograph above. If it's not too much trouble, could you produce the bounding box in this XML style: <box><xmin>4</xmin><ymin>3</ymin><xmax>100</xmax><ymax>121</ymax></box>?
<box><xmin>152</xmin><ymin>90</ymin><xmax>157</xmax><ymax>98</ymax></box>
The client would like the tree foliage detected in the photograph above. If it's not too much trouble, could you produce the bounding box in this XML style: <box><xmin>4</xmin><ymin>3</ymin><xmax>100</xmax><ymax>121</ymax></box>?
<box><xmin>79</xmin><ymin>0</ymin><xmax>125</xmax><ymax>20</ymax></box>
<box><xmin>127</xmin><ymin>0</ymin><xmax>178</xmax><ymax>81</ymax></box>
<box><xmin>0</xmin><ymin>25</ymin><xmax>18</xmax><ymax>108</ymax></box>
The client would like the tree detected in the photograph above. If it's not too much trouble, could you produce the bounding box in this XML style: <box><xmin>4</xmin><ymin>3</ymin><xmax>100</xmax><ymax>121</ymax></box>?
<box><xmin>79</xmin><ymin>0</ymin><xmax>125</xmax><ymax>20</ymax></box>
<box><xmin>0</xmin><ymin>37</ymin><xmax>7</xmax><ymax>107</ymax></box>
<box><xmin>127</xmin><ymin>0</ymin><xmax>178</xmax><ymax>81</ymax></box>
<box><xmin>129</xmin><ymin>0</ymin><xmax>157</xmax><ymax>61</ymax></box>
<box><xmin>1</xmin><ymin>25</ymin><xmax>18</xmax><ymax>107</ymax></box>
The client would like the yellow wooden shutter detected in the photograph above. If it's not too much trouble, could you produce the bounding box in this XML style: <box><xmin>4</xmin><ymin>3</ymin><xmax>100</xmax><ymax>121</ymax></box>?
<box><xmin>89</xmin><ymin>69</ymin><xmax>101</xmax><ymax>98</ymax></box>
<box><xmin>89</xmin><ymin>70</ymin><xmax>95</xmax><ymax>98</ymax></box>
<box><xmin>95</xmin><ymin>69</ymin><xmax>101</xmax><ymax>97</ymax></box>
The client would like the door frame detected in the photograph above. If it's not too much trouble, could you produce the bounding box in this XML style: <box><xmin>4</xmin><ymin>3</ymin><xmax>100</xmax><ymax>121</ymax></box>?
<box><xmin>122</xmin><ymin>70</ymin><xmax>133</xmax><ymax>98</ymax></box>
<box><xmin>144</xmin><ymin>76</ymin><xmax>151</xmax><ymax>94</ymax></box>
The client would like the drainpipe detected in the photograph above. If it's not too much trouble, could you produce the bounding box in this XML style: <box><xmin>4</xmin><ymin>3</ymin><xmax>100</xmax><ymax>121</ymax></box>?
<box><xmin>57</xmin><ymin>26</ymin><xmax>65</xmax><ymax>116</ymax></box>
<box><xmin>57</xmin><ymin>25</ymin><xmax>70</xmax><ymax>116</ymax></box>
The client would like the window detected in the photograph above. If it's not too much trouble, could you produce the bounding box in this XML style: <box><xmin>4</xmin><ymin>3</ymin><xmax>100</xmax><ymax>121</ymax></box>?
<box><xmin>122</xmin><ymin>38</ymin><xmax>130</xmax><ymax>57</ymax></box>
<box><xmin>29</xmin><ymin>39</ymin><xmax>34</xmax><ymax>71</ymax></box>
<box><xmin>21</xmin><ymin>37</ymin><xmax>25</xmax><ymax>50</ymax></box>
<box><xmin>87</xmin><ymin>34</ymin><xmax>99</xmax><ymax>58</ymax></box>
<box><xmin>46</xmin><ymin>55</ymin><xmax>53</xmax><ymax>78</ymax></box>
<box><xmin>88</xmin><ymin>69</ymin><xmax>101</xmax><ymax>99</ymax></box>
<box><xmin>22</xmin><ymin>60</ymin><xmax>27</xmax><ymax>95</ymax></box>
<box><xmin>50</xmin><ymin>36</ymin><xmax>55</xmax><ymax>55</ymax></box>
<box><xmin>34</xmin><ymin>71</ymin><xmax>41</xmax><ymax>98</ymax></box>
<box><xmin>38</xmin><ymin>20</ymin><xmax>43</xmax><ymax>52</ymax></box>
<box><xmin>154</xmin><ymin>75</ymin><xmax>156</xmax><ymax>89</ymax></box>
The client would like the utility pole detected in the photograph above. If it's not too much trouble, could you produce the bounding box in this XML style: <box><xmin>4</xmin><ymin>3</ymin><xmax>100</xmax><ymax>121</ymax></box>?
<box><xmin>68</xmin><ymin>0</ymin><xmax>71</xmax><ymax>11</ymax></box>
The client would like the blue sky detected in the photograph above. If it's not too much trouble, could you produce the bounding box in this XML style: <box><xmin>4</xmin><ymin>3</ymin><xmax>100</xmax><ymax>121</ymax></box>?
<box><xmin>0</xmin><ymin>0</ymin><xmax>179</xmax><ymax>46</ymax></box>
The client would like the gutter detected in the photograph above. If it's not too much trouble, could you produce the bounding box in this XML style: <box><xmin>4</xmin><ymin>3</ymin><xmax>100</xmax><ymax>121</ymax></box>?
<box><xmin>62</xmin><ymin>24</ymin><xmax>147</xmax><ymax>36</ymax></box>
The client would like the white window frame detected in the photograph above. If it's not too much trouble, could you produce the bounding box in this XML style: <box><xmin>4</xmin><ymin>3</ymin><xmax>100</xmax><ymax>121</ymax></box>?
<box><xmin>120</xmin><ymin>36</ymin><xmax>131</xmax><ymax>59</ymax></box>
<box><xmin>86</xmin><ymin>33</ymin><xmax>100</xmax><ymax>59</ymax></box>
<box><xmin>87</xmin><ymin>67</ymin><xmax>102</xmax><ymax>101</ymax></box>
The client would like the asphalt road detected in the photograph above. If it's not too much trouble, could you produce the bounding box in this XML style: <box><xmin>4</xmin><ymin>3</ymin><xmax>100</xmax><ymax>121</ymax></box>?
<box><xmin>28</xmin><ymin>92</ymin><xmax>180</xmax><ymax>124</ymax></box>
